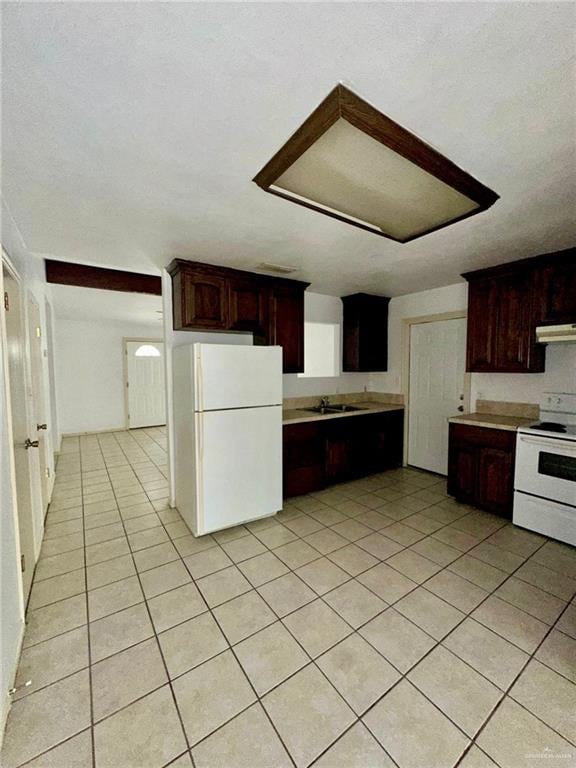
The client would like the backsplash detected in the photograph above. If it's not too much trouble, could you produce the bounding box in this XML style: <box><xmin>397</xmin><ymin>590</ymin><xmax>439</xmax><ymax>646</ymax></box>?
<box><xmin>283</xmin><ymin>391</ymin><xmax>404</xmax><ymax>410</ymax></box>
<box><xmin>475</xmin><ymin>399</ymin><xmax>539</xmax><ymax>418</ymax></box>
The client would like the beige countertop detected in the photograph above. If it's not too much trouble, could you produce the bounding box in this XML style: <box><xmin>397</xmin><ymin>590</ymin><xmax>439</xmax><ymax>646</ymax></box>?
<box><xmin>448</xmin><ymin>412</ymin><xmax>537</xmax><ymax>432</ymax></box>
<box><xmin>283</xmin><ymin>402</ymin><xmax>404</xmax><ymax>425</ymax></box>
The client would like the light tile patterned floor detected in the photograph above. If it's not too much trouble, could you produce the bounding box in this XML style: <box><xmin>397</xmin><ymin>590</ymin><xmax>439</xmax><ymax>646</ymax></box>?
<box><xmin>2</xmin><ymin>428</ymin><xmax>576</xmax><ymax>768</ymax></box>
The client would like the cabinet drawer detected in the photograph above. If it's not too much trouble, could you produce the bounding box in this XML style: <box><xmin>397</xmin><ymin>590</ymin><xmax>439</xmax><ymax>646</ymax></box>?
<box><xmin>449</xmin><ymin>423</ymin><xmax>515</xmax><ymax>451</ymax></box>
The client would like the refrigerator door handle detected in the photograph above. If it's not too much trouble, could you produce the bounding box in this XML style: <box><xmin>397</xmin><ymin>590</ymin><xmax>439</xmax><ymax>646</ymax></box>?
<box><xmin>196</xmin><ymin>347</ymin><xmax>204</xmax><ymax>412</ymax></box>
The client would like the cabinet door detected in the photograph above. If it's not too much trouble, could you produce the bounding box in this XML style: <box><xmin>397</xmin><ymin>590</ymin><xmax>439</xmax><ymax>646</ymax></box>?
<box><xmin>180</xmin><ymin>271</ymin><xmax>229</xmax><ymax>329</ymax></box>
<box><xmin>228</xmin><ymin>277</ymin><xmax>267</xmax><ymax>335</ymax></box>
<box><xmin>283</xmin><ymin>423</ymin><xmax>325</xmax><ymax>497</ymax></box>
<box><xmin>447</xmin><ymin>441</ymin><xmax>477</xmax><ymax>504</ymax></box>
<box><xmin>477</xmin><ymin>446</ymin><xmax>514</xmax><ymax>518</ymax></box>
<box><xmin>494</xmin><ymin>272</ymin><xmax>542</xmax><ymax>372</ymax></box>
<box><xmin>325</xmin><ymin>439</ymin><xmax>350</xmax><ymax>483</ymax></box>
<box><xmin>466</xmin><ymin>278</ymin><xmax>497</xmax><ymax>371</ymax></box>
<box><xmin>360</xmin><ymin>412</ymin><xmax>403</xmax><ymax>474</ymax></box>
<box><xmin>538</xmin><ymin>263</ymin><xmax>576</xmax><ymax>324</ymax></box>
<box><xmin>269</xmin><ymin>284</ymin><xmax>305</xmax><ymax>373</ymax></box>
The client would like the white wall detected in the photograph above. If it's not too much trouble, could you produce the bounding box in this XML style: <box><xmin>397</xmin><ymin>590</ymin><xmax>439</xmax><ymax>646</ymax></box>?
<box><xmin>284</xmin><ymin>292</ymin><xmax>370</xmax><ymax>398</ymax></box>
<box><xmin>54</xmin><ymin>317</ymin><xmax>163</xmax><ymax>434</ymax></box>
<box><xmin>370</xmin><ymin>282</ymin><xmax>576</xmax><ymax>405</ymax></box>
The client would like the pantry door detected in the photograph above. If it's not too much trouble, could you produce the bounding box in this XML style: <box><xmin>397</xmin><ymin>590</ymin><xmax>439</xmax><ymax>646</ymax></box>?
<box><xmin>125</xmin><ymin>340</ymin><xmax>166</xmax><ymax>429</ymax></box>
<box><xmin>408</xmin><ymin>317</ymin><xmax>466</xmax><ymax>475</ymax></box>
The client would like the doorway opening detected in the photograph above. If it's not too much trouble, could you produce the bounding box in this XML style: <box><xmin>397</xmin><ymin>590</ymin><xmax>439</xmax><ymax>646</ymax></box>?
<box><xmin>404</xmin><ymin>313</ymin><xmax>469</xmax><ymax>475</ymax></box>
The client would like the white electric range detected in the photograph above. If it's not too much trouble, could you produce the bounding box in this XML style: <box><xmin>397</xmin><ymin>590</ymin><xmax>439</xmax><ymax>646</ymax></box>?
<box><xmin>514</xmin><ymin>392</ymin><xmax>576</xmax><ymax>546</ymax></box>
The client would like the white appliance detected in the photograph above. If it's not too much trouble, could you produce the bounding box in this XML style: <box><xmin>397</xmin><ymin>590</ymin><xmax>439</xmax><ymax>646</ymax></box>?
<box><xmin>536</xmin><ymin>324</ymin><xmax>576</xmax><ymax>344</ymax></box>
<box><xmin>172</xmin><ymin>343</ymin><xmax>283</xmax><ymax>536</ymax></box>
<box><xmin>514</xmin><ymin>392</ymin><xmax>576</xmax><ymax>546</ymax></box>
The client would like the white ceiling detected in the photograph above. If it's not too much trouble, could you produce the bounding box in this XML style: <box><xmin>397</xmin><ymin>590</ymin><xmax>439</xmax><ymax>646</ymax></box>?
<box><xmin>2</xmin><ymin>2</ymin><xmax>575</xmax><ymax>296</ymax></box>
<box><xmin>50</xmin><ymin>284</ymin><xmax>163</xmax><ymax>326</ymax></box>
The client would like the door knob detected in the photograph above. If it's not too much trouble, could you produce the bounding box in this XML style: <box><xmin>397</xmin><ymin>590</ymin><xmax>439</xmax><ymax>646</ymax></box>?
<box><xmin>37</xmin><ymin>423</ymin><xmax>47</xmax><ymax>430</ymax></box>
<box><xmin>457</xmin><ymin>406</ymin><xmax>464</xmax><ymax>412</ymax></box>
<box><xmin>24</xmin><ymin>439</ymin><xmax>39</xmax><ymax>449</ymax></box>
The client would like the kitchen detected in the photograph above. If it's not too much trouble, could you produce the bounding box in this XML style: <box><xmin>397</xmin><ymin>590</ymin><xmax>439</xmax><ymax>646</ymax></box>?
<box><xmin>1</xmin><ymin>3</ymin><xmax>576</xmax><ymax>767</ymax></box>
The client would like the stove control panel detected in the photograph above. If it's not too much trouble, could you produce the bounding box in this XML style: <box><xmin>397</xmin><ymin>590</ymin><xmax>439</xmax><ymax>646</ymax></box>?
<box><xmin>540</xmin><ymin>392</ymin><xmax>576</xmax><ymax>417</ymax></box>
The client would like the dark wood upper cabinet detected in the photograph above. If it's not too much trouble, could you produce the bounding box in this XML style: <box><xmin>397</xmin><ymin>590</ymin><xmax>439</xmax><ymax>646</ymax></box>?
<box><xmin>342</xmin><ymin>293</ymin><xmax>390</xmax><ymax>372</ymax></box>
<box><xmin>173</xmin><ymin>268</ymin><xmax>229</xmax><ymax>330</ymax></box>
<box><xmin>466</xmin><ymin>278</ymin><xmax>497</xmax><ymax>372</ymax></box>
<box><xmin>535</xmin><ymin>249</ymin><xmax>576</xmax><ymax>325</ymax></box>
<box><xmin>464</xmin><ymin>247</ymin><xmax>574</xmax><ymax>374</ymax></box>
<box><xmin>493</xmin><ymin>270</ymin><xmax>542</xmax><ymax>372</ymax></box>
<box><xmin>228</xmin><ymin>275</ymin><xmax>267</xmax><ymax>336</ymax></box>
<box><xmin>464</xmin><ymin>262</ymin><xmax>544</xmax><ymax>374</ymax></box>
<box><xmin>268</xmin><ymin>282</ymin><xmax>307</xmax><ymax>373</ymax></box>
<box><xmin>168</xmin><ymin>260</ymin><xmax>309</xmax><ymax>372</ymax></box>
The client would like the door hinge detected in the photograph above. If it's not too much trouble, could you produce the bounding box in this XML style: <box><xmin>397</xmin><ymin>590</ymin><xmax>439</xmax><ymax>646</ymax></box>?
<box><xmin>45</xmin><ymin>467</ymin><xmax>51</xmax><ymax>478</ymax></box>
<box><xmin>36</xmin><ymin>327</ymin><xmax>41</xmax><ymax>338</ymax></box>
<box><xmin>4</xmin><ymin>292</ymin><xmax>9</xmax><ymax>311</ymax></box>
<box><xmin>21</xmin><ymin>554</ymin><xmax>25</xmax><ymax>572</ymax></box>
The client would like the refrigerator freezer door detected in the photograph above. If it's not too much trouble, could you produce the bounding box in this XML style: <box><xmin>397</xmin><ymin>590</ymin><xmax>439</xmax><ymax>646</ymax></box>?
<box><xmin>195</xmin><ymin>344</ymin><xmax>282</xmax><ymax>411</ymax></box>
<box><xmin>195</xmin><ymin>405</ymin><xmax>282</xmax><ymax>535</ymax></box>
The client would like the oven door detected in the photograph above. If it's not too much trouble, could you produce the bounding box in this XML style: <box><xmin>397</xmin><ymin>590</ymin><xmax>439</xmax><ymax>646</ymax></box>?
<box><xmin>515</xmin><ymin>432</ymin><xmax>576</xmax><ymax>507</ymax></box>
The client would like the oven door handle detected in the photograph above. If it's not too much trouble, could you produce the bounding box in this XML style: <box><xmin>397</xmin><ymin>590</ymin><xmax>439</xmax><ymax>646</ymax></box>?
<box><xmin>519</xmin><ymin>435</ymin><xmax>576</xmax><ymax>452</ymax></box>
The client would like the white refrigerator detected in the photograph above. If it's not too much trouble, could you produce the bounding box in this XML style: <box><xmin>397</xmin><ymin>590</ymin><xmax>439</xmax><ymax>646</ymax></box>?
<box><xmin>172</xmin><ymin>343</ymin><xmax>283</xmax><ymax>536</ymax></box>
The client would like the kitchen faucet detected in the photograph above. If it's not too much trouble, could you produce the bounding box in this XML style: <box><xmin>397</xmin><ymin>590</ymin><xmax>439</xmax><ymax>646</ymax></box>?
<box><xmin>319</xmin><ymin>396</ymin><xmax>330</xmax><ymax>409</ymax></box>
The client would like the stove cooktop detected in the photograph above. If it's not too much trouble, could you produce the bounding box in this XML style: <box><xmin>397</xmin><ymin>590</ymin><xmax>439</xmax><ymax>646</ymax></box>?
<box><xmin>520</xmin><ymin>422</ymin><xmax>576</xmax><ymax>440</ymax></box>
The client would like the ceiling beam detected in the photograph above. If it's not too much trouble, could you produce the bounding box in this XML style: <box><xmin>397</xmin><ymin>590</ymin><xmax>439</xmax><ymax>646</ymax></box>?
<box><xmin>45</xmin><ymin>259</ymin><xmax>162</xmax><ymax>295</ymax></box>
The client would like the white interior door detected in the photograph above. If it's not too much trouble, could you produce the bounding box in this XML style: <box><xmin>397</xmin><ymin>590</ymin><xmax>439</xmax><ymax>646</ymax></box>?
<box><xmin>27</xmin><ymin>294</ymin><xmax>50</xmax><ymax>514</ymax></box>
<box><xmin>408</xmin><ymin>317</ymin><xmax>466</xmax><ymax>475</ymax></box>
<box><xmin>126</xmin><ymin>340</ymin><xmax>166</xmax><ymax>429</ymax></box>
<box><xmin>4</xmin><ymin>266</ymin><xmax>35</xmax><ymax>600</ymax></box>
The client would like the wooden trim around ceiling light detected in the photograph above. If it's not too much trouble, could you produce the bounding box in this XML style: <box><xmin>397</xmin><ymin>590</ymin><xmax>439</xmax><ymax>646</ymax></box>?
<box><xmin>253</xmin><ymin>83</ymin><xmax>499</xmax><ymax>243</ymax></box>
<box><xmin>45</xmin><ymin>260</ymin><xmax>162</xmax><ymax>295</ymax></box>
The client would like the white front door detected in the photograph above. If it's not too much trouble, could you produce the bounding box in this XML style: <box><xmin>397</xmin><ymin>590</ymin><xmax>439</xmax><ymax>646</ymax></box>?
<box><xmin>126</xmin><ymin>340</ymin><xmax>166</xmax><ymax>429</ymax></box>
<box><xmin>408</xmin><ymin>317</ymin><xmax>466</xmax><ymax>475</ymax></box>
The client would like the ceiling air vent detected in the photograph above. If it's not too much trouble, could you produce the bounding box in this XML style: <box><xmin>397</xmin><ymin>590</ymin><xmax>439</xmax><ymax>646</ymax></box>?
<box><xmin>256</xmin><ymin>262</ymin><xmax>299</xmax><ymax>275</ymax></box>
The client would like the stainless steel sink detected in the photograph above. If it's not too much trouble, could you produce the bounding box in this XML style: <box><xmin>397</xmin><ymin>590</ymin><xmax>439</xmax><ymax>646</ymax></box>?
<box><xmin>326</xmin><ymin>404</ymin><xmax>365</xmax><ymax>412</ymax></box>
<box><xmin>303</xmin><ymin>404</ymin><xmax>366</xmax><ymax>414</ymax></box>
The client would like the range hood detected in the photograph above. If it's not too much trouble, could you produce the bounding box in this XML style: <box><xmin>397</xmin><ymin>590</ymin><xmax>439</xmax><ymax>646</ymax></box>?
<box><xmin>536</xmin><ymin>324</ymin><xmax>576</xmax><ymax>344</ymax></box>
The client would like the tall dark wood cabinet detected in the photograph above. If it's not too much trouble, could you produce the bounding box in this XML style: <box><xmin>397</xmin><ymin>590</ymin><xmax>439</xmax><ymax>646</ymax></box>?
<box><xmin>447</xmin><ymin>423</ymin><xmax>515</xmax><ymax>517</ymax></box>
<box><xmin>463</xmin><ymin>247</ymin><xmax>575</xmax><ymax>374</ymax></box>
<box><xmin>268</xmin><ymin>282</ymin><xmax>306</xmax><ymax>373</ymax></box>
<box><xmin>535</xmin><ymin>249</ymin><xmax>576</xmax><ymax>324</ymax></box>
<box><xmin>168</xmin><ymin>260</ymin><xmax>309</xmax><ymax>372</ymax></box>
<box><xmin>464</xmin><ymin>263</ymin><xmax>544</xmax><ymax>373</ymax></box>
<box><xmin>342</xmin><ymin>293</ymin><xmax>390</xmax><ymax>372</ymax></box>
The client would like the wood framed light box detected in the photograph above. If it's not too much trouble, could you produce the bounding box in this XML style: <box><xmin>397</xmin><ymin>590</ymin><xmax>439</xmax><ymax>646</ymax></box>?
<box><xmin>253</xmin><ymin>84</ymin><xmax>499</xmax><ymax>242</ymax></box>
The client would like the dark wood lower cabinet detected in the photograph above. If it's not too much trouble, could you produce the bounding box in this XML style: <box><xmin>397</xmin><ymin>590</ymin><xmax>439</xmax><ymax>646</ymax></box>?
<box><xmin>284</xmin><ymin>410</ymin><xmax>404</xmax><ymax>497</ymax></box>
<box><xmin>447</xmin><ymin>423</ymin><xmax>515</xmax><ymax>518</ymax></box>
<box><xmin>283</xmin><ymin>422</ymin><xmax>325</xmax><ymax>497</ymax></box>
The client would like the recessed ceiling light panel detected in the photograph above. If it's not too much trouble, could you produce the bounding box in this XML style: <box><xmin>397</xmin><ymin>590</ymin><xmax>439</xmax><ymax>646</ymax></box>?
<box><xmin>253</xmin><ymin>84</ymin><xmax>499</xmax><ymax>242</ymax></box>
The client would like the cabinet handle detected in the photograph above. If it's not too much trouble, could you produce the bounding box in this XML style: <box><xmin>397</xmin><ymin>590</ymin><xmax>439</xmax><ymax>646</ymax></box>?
<box><xmin>37</xmin><ymin>423</ymin><xmax>47</xmax><ymax>430</ymax></box>
<box><xmin>457</xmin><ymin>406</ymin><xmax>464</xmax><ymax>412</ymax></box>
<box><xmin>24</xmin><ymin>439</ymin><xmax>39</xmax><ymax>449</ymax></box>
